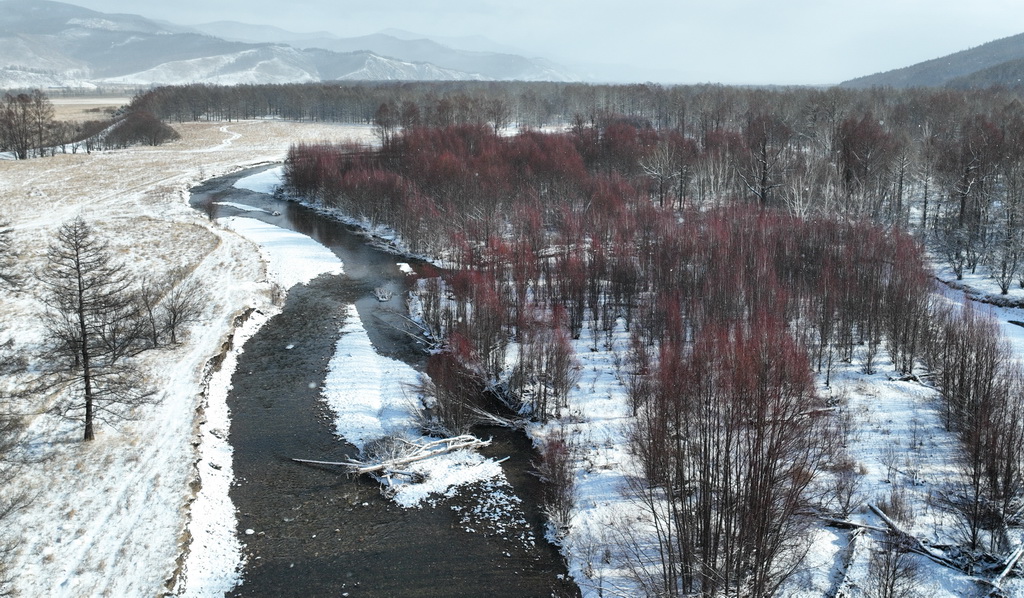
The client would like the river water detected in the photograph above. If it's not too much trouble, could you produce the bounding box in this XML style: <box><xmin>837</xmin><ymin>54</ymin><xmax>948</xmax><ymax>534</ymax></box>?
<box><xmin>189</xmin><ymin>166</ymin><xmax>578</xmax><ymax>597</ymax></box>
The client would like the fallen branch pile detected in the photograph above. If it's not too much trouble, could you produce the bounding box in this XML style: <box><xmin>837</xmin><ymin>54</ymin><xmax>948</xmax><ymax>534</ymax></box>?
<box><xmin>292</xmin><ymin>434</ymin><xmax>490</xmax><ymax>485</ymax></box>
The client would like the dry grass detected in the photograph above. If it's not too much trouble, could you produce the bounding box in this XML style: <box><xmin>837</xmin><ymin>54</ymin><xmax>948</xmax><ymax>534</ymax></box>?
<box><xmin>49</xmin><ymin>96</ymin><xmax>132</xmax><ymax>122</ymax></box>
<box><xmin>0</xmin><ymin>118</ymin><xmax>376</xmax><ymax>597</ymax></box>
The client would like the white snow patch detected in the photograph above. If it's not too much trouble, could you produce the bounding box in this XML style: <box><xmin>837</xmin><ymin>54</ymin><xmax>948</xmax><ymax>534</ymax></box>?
<box><xmin>390</xmin><ymin>450</ymin><xmax>505</xmax><ymax>508</ymax></box>
<box><xmin>322</xmin><ymin>304</ymin><xmax>419</xmax><ymax>450</ymax></box>
<box><xmin>212</xmin><ymin>201</ymin><xmax>276</xmax><ymax>215</ymax></box>
<box><xmin>219</xmin><ymin>216</ymin><xmax>343</xmax><ymax>290</ymax></box>
<box><xmin>233</xmin><ymin>166</ymin><xmax>283</xmax><ymax>195</ymax></box>
<box><xmin>176</xmin><ymin>310</ymin><xmax>271</xmax><ymax>596</ymax></box>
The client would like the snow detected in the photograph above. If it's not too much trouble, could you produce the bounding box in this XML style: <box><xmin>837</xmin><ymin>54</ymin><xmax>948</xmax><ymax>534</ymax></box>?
<box><xmin>389</xmin><ymin>450</ymin><xmax>505</xmax><ymax>508</ymax></box>
<box><xmin>0</xmin><ymin>119</ymin><xmax>376</xmax><ymax>598</ymax></box>
<box><xmin>176</xmin><ymin>310</ymin><xmax>268</xmax><ymax>597</ymax></box>
<box><xmin>518</xmin><ymin>282</ymin><xmax>1015</xmax><ymax>596</ymax></box>
<box><xmin>233</xmin><ymin>166</ymin><xmax>284</xmax><ymax>195</ymax></box>
<box><xmin>524</xmin><ymin>322</ymin><xmax>640</xmax><ymax>596</ymax></box>
<box><xmin>211</xmin><ymin>201</ymin><xmax>277</xmax><ymax>215</ymax></box>
<box><xmin>6</xmin><ymin>115</ymin><xmax>1024</xmax><ymax>597</ymax></box>
<box><xmin>321</xmin><ymin>304</ymin><xmax>419</xmax><ymax>450</ymax></box>
<box><xmin>219</xmin><ymin>216</ymin><xmax>343</xmax><ymax>291</ymax></box>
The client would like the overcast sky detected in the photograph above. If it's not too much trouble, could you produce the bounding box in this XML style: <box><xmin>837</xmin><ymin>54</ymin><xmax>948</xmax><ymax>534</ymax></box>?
<box><xmin>65</xmin><ymin>0</ymin><xmax>1024</xmax><ymax>85</ymax></box>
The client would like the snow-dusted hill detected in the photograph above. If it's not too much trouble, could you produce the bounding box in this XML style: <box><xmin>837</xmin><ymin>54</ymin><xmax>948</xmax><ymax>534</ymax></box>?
<box><xmin>333</xmin><ymin>53</ymin><xmax>487</xmax><ymax>82</ymax></box>
<box><xmin>0</xmin><ymin>0</ymin><xmax>576</xmax><ymax>88</ymax></box>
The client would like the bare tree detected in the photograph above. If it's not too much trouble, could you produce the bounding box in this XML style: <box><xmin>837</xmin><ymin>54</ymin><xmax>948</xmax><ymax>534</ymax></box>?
<box><xmin>0</xmin><ymin>90</ymin><xmax>54</xmax><ymax>159</ymax></box>
<box><xmin>373</xmin><ymin>101</ymin><xmax>399</xmax><ymax>146</ymax></box>
<box><xmin>159</xmin><ymin>268</ymin><xmax>205</xmax><ymax>345</ymax></box>
<box><xmin>867</xmin><ymin>537</ymin><xmax>920</xmax><ymax>598</ymax></box>
<box><xmin>37</xmin><ymin>217</ymin><xmax>155</xmax><ymax>441</ymax></box>
<box><xmin>532</xmin><ymin>428</ymin><xmax>578</xmax><ymax>538</ymax></box>
<box><xmin>0</xmin><ymin>223</ymin><xmax>26</xmax><ymax>597</ymax></box>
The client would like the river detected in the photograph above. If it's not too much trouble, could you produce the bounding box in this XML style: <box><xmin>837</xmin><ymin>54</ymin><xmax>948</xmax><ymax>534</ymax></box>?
<box><xmin>189</xmin><ymin>166</ymin><xmax>578</xmax><ymax>597</ymax></box>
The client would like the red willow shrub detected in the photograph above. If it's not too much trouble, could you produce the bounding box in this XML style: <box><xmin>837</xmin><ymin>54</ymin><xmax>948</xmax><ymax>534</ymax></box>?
<box><xmin>286</xmin><ymin>124</ymin><xmax>945</xmax><ymax>592</ymax></box>
<box><xmin>628</xmin><ymin>316</ymin><xmax>829</xmax><ymax>596</ymax></box>
<box><xmin>285</xmin><ymin>125</ymin><xmax>934</xmax><ymax>391</ymax></box>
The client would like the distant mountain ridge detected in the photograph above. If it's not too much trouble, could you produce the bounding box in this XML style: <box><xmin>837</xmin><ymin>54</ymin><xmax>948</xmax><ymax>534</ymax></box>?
<box><xmin>187</xmin><ymin>23</ymin><xmax>570</xmax><ymax>82</ymax></box>
<box><xmin>841</xmin><ymin>32</ymin><xmax>1024</xmax><ymax>89</ymax></box>
<box><xmin>0</xmin><ymin>0</ymin><xmax>577</xmax><ymax>89</ymax></box>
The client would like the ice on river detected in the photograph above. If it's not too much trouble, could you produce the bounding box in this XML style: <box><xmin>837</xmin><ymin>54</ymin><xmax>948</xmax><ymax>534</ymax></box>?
<box><xmin>219</xmin><ymin>215</ymin><xmax>343</xmax><ymax>290</ymax></box>
<box><xmin>321</xmin><ymin>304</ymin><xmax>506</xmax><ymax>508</ymax></box>
<box><xmin>233</xmin><ymin>166</ymin><xmax>284</xmax><ymax>195</ymax></box>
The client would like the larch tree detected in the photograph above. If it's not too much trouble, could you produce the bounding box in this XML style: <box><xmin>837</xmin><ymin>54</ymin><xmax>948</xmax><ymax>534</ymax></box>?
<box><xmin>0</xmin><ymin>222</ymin><xmax>25</xmax><ymax>598</ymax></box>
<box><xmin>37</xmin><ymin>217</ymin><xmax>155</xmax><ymax>441</ymax></box>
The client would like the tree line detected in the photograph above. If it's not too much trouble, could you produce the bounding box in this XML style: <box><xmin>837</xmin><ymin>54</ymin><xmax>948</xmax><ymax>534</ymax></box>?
<box><xmin>134</xmin><ymin>81</ymin><xmax>1024</xmax><ymax>293</ymax></box>
<box><xmin>283</xmin><ymin>122</ymin><xmax>1006</xmax><ymax>594</ymax></box>
<box><xmin>0</xmin><ymin>90</ymin><xmax>179</xmax><ymax>160</ymax></box>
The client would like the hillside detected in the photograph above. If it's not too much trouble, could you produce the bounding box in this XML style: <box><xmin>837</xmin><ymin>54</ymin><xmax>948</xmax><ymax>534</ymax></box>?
<box><xmin>946</xmin><ymin>56</ymin><xmax>1024</xmax><ymax>88</ymax></box>
<box><xmin>841</xmin><ymin>31</ymin><xmax>1024</xmax><ymax>88</ymax></box>
<box><xmin>190</xmin><ymin>23</ymin><xmax>575</xmax><ymax>81</ymax></box>
<box><xmin>0</xmin><ymin>0</ymin><xmax>572</xmax><ymax>89</ymax></box>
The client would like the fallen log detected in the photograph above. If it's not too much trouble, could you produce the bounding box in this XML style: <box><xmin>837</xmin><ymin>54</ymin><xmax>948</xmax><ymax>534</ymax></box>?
<box><xmin>820</xmin><ymin>516</ymin><xmax>887</xmax><ymax>533</ymax></box>
<box><xmin>868</xmin><ymin>503</ymin><xmax>964</xmax><ymax>571</ymax></box>
<box><xmin>984</xmin><ymin>542</ymin><xmax>1024</xmax><ymax>597</ymax></box>
<box><xmin>292</xmin><ymin>434</ymin><xmax>491</xmax><ymax>478</ymax></box>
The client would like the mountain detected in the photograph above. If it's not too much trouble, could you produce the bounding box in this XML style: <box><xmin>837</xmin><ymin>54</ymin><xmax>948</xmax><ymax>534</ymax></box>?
<box><xmin>945</xmin><ymin>56</ymin><xmax>1024</xmax><ymax>89</ymax></box>
<box><xmin>841</xmin><ymin>32</ymin><xmax>1024</xmax><ymax>89</ymax></box>
<box><xmin>377</xmin><ymin>28</ymin><xmax>531</xmax><ymax>56</ymax></box>
<box><xmin>191</xmin><ymin>24</ymin><xmax>577</xmax><ymax>82</ymax></box>
<box><xmin>0</xmin><ymin>0</ymin><xmax>574</xmax><ymax>89</ymax></box>
<box><xmin>189</xmin><ymin>21</ymin><xmax>336</xmax><ymax>46</ymax></box>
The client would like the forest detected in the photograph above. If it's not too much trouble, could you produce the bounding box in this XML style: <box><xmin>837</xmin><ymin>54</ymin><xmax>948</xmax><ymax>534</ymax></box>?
<box><xmin>121</xmin><ymin>80</ymin><xmax>1024</xmax><ymax>594</ymax></box>
<box><xmin>0</xmin><ymin>90</ymin><xmax>179</xmax><ymax>159</ymax></box>
<box><xmin>282</xmin><ymin>122</ymin><xmax>1023</xmax><ymax>594</ymax></box>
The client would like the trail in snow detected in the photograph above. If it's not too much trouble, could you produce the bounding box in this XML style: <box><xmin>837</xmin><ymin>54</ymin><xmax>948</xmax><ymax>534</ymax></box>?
<box><xmin>195</xmin><ymin>125</ymin><xmax>242</xmax><ymax>153</ymax></box>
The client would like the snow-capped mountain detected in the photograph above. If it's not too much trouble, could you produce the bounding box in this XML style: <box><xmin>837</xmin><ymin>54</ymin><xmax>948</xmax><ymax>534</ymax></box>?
<box><xmin>0</xmin><ymin>0</ymin><xmax>576</xmax><ymax>89</ymax></box>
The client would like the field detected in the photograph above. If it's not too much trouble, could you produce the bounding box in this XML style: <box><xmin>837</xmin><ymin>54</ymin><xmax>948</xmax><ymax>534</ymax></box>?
<box><xmin>48</xmin><ymin>95</ymin><xmax>133</xmax><ymax>122</ymax></box>
<box><xmin>0</xmin><ymin>120</ymin><xmax>374</xmax><ymax>597</ymax></box>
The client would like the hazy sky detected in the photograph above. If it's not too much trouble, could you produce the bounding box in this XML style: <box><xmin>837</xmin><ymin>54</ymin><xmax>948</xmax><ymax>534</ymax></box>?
<box><xmin>64</xmin><ymin>0</ymin><xmax>1024</xmax><ymax>85</ymax></box>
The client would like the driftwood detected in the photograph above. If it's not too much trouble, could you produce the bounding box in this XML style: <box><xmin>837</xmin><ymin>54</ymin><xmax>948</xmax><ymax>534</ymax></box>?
<box><xmin>983</xmin><ymin>542</ymin><xmax>1024</xmax><ymax>597</ymax></box>
<box><xmin>868</xmin><ymin>503</ymin><xmax>963</xmax><ymax>571</ymax></box>
<box><xmin>292</xmin><ymin>434</ymin><xmax>491</xmax><ymax>481</ymax></box>
<box><xmin>821</xmin><ymin>516</ymin><xmax>887</xmax><ymax>533</ymax></box>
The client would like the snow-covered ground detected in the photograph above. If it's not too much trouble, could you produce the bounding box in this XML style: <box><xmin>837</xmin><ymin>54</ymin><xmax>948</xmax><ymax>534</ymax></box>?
<box><xmin>0</xmin><ymin>120</ymin><xmax>375</xmax><ymax>598</ymax></box>
<box><xmin>4</xmin><ymin>117</ymin><xmax>1024</xmax><ymax>598</ymax></box>
<box><xmin>175</xmin><ymin>210</ymin><xmax>349</xmax><ymax>595</ymax></box>
<box><xmin>177</xmin><ymin>310</ymin><xmax>266</xmax><ymax>597</ymax></box>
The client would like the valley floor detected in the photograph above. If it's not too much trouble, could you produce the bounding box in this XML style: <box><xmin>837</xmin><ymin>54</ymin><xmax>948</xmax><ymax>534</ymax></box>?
<box><xmin>0</xmin><ymin>120</ymin><xmax>374</xmax><ymax>597</ymax></box>
<box><xmin>2</xmin><ymin>118</ymin><xmax>1024</xmax><ymax>598</ymax></box>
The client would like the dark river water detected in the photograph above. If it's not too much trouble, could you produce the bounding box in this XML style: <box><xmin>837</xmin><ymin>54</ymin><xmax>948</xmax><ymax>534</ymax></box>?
<box><xmin>189</xmin><ymin>165</ymin><xmax>578</xmax><ymax>598</ymax></box>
